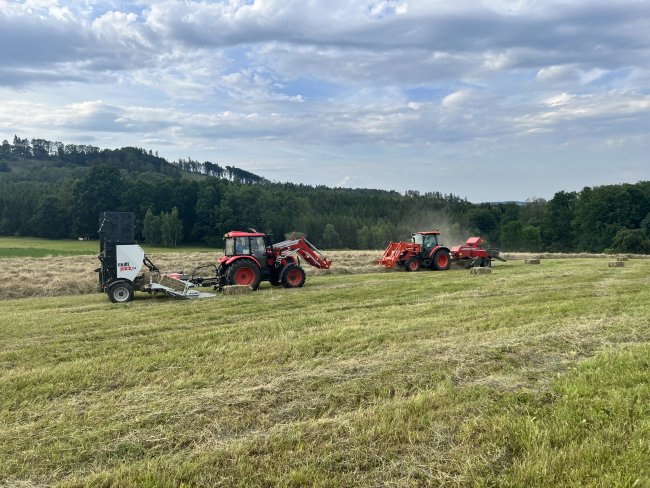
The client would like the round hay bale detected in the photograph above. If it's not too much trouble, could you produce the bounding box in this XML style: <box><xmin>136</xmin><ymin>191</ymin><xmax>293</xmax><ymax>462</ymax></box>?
<box><xmin>616</xmin><ymin>256</ymin><xmax>629</xmax><ymax>261</ymax></box>
<box><xmin>470</xmin><ymin>267</ymin><xmax>492</xmax><ymax>275</ymax></box>
<box><xmin>222</xmin><ymin>285</ymin><xmax>253</xmax><ymax>295</ymax></box>
<box><xmin>608</xmin><ymin>261</ymin><xmax>624</xmax><ymax>267</ymax></box>
<box><xmin>525</xmin><ymin>259</ymin><xmax>541</xmax><ymax>265</ymax></box>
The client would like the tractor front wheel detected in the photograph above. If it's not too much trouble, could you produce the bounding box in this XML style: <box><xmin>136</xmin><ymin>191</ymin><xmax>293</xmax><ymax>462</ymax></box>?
<box><xmin>433</xmin><ymin>250</ymin><xmax>451</xmax><ymax>271</ymax></box>
<box><xmin>108</xmin><ymin>282</ymin><xmax>134</xmax><ymax>303</ymax></box>
<box><xmin>226</xmin><ymin>260</ymin><xmax>262</xmax><ymax>290</ymax></box>
<box><xmin>282</xmin><ymin>264</ymin><xmax>306</xmax><ymax>288</ymax></box>
<box><xmin>404</xmin><ymin>257</ymin><xmax>421</xmax><ymax>272</ymax></box>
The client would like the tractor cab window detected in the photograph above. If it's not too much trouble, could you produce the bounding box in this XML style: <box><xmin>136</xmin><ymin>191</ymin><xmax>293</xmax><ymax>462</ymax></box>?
<box><xmin>250</xmin><ymin>236</ymin><xmax>266</xmax><ymax>258</ymax></box>
<box><xmin>412</xmin><ymin>234</ymin><xmax>423</xmax><ymax>245</ymax></box>
<box><xmin>423</xmin><ymin>234</ymin><xmax>438</xmax><ymax>248</ymax></box>
<box><xmin>235</xmin><ymin>237</ymin><xmax>250</xmax><ymax>255</ymax></box>
<box><xmin>225</xmin><ymin>238</ymin><xmax>235</xmax><ymax>256</ymax></box>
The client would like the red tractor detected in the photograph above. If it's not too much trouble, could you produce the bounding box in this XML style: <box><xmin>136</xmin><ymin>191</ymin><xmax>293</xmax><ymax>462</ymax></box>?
<box><xmin>190</xmin><ymin>231</ymin><xmax>332</xmax><ymax>290</ymax></box>
<box><xmin>378</xmin><ymin>230</ymin><xmax>451</xmax><ymax>271</ymax></box>
<box><xmin>378</xmin><ymin>231</ymin><xmax>505</xmax><ymax>271</ymax></box>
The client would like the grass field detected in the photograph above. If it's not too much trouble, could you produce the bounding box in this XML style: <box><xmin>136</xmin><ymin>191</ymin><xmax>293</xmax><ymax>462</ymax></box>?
<box><xmin>0</xmin><ymin>237</ymin><xmax>217</xmax><ymax>258</ymax></box>
<box><xmin>1</xmin><ymin>256</ymin><xmax>649</xmax><ymax>487</ymax></box>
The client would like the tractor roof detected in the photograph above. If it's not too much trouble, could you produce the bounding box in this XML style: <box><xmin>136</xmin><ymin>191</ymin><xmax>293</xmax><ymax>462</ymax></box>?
<box><xmin>413</xmin><ymin>230</ymin><xmax>440</xmax><ymax>235</ymax></box>
<box><xmin>224</xmin><ymin>231</ymin><xmax>266</xmax><ymax>238</ymax></box>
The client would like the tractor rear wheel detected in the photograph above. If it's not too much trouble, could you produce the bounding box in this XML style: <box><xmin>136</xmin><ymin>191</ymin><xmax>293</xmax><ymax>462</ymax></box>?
<box><xmin>433</xmin><ymin>250</ymin><xmax>451</xmax><ymax>271</ymax></box>
<box><xmin>282</xmin><ymin>264</ymin><xmax>306</xmax><ymax>288</ymax></box>
<box><xmin>404</xmin><ymin>257</ymin><xmax>421</xmax><ymax>272</ymax></box>
<box><xmin>227</xmin><ymin>260</ymin><xmax>262</xmax><ymax>290</ymax></box>
<box><xmin>108</xmin><ymin>281</ymin><xmax>134</xmax><ymax>303</ymax></box>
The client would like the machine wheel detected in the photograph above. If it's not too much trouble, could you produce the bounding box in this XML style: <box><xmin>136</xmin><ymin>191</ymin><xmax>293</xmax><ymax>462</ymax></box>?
<box><xmin>108</xmin><ymin>282</ymin><xmax>134</xmax><ymax>303</ymax></box>
<box><xmin>282</xmin><ymin>264</ymin><xmax>306</xmax><ymax>288</ymax></box>
<box><xmin>484</xmin><ymin>258</ymin><xmax>492</xmax><ymax>268</ymax></box>
<box><xmin>404</xmin><ymin>257</ymin><xmax>421</xmax><ymax>272</ymax></box>
<box><xmin>433</xmin><ymin>249</ymin><xmax>451</xmax><ymax>271</ymax></box>
<box><xmin>227</xmin><ymin>260</ymin><xmax>262</xmax><ymax>290</ymax></box>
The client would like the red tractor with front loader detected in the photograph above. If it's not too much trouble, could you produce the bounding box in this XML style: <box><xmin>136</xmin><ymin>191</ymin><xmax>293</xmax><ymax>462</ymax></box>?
<box><xmin>97</xmin><ymin>212</ymin><xmax>332</xmax><ymax>302</ymax></box>
<box><xmin>190</xmin><ymin>230</ymin><xmax>332</xmax><ymax>290</ymax></box>
<box><xmin>377</xmin><ymin>230</ymin><xmax>505</xmax><ymax>271</ymax></box>
<box><xmin>378</xmin><ymin>230</ymin><xmax>451</xmax><ymax>271</ymax></box>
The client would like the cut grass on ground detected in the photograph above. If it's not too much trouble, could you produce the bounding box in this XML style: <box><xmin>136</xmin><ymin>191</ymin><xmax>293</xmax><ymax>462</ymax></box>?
<box><xmin>0</xmin><ymin>259</ymin><xmax>649</xmax><ymax>486</ymax></box>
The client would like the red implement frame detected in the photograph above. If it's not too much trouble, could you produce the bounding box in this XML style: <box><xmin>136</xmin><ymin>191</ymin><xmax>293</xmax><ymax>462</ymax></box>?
<box><xmin>377</xmin><ymin>241</ymin><xmax>420</xmax><ymax>269</ymax></box>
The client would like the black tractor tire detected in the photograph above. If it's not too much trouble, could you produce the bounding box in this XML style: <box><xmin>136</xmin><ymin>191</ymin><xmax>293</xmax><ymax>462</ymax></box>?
<box><xmin>484</xmin><ymin>258</ymin><xmax>492</xmax><ymax>268</ymax></box>
<box><xmin>282</xmin><ymin>264</ymin><xmax>306</xmax><ymax>288</ymax></box>
<box><xmin>433</xmin><ymin>249</ymin><xmax>451</xmax><ymax>271</ymax></box>
<box><xmin>226</xmin><ymin>260</ymin><xmax>262</xmax><ymax>290</ymax></box>
<box><xmin>404</xmin><ymin>257</ymin><xmax>421</xmax><ymax>272</ymax></box>
<box><xmin>108</xmin><ymin>281</ymin><xmax>134</xmax><ymax>303</ymax></box>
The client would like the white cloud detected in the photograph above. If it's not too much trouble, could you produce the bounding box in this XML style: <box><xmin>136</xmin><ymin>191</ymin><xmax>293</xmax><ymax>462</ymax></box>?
<box><xmin>0</xmin><ymin>0</ymin><xmax>649</xmax><ymax>200</ymax></box>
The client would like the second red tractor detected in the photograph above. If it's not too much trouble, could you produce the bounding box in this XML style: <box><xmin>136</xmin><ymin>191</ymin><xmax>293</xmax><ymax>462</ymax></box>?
<box><xmin>377</xmin><ymin>231</ymin><xmax>505</xmax><ymax>271</ymax></box>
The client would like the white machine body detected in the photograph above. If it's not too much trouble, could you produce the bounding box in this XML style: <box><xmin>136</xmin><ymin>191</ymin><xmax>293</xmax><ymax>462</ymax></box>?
<box><xmin>116</xmin><ymin>245</ymin><xmax>145</xmax><ymax>281</ymax></box>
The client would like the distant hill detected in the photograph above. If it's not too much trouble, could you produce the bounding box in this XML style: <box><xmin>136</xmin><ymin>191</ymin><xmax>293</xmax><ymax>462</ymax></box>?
<box><xmin>1</xmin><ymin>135</ymin><xmax>649</xmax><ymax>254</ymax></box>
<box><xmin>0</xmin><ymin>135</ymin><xmax>266</xmax><ymax>184</ymax></box>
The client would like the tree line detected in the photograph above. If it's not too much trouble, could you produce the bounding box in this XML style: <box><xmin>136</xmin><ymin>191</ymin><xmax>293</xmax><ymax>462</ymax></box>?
<box><xmin>1</xmin><ymin>136</ymin><xmax>649</xmax><ymax>253</ymax></box>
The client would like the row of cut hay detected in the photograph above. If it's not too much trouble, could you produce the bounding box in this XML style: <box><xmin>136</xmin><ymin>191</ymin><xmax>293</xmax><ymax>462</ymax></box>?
<box><xmin>0</xmin><ymin>250</ymin><xmax>389</xmax><ymax>300</ymax></box>
<box><xmin>502</xmin><ymin>252</ymin><xmax>650</xmax><ymax>261</ymax></box>
<box><xmin>0</xmin><ymin>256</ymin><xmax>100</xmax><ymax>300</ymax></box>
<box><xmin>3</xmin><ymin>249</ymin><xmax>646</xmax><ymax>300</ymax></box>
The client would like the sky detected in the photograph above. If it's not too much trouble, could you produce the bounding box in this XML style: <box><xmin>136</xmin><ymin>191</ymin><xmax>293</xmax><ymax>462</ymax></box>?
<box><xmin>1</xmin><ymin>0</ymin><xmax>649</xmax><ymax>202</ymax></box>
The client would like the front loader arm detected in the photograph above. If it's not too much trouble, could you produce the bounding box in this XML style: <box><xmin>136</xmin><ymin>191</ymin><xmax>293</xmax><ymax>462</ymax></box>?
<box><xmin>273</xmin><ymin>237</ymin><xmax>332</xmax><ymax>269</ymax></box>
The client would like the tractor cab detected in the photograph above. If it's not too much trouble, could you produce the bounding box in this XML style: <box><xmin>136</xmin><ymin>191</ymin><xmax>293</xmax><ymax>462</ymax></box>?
<box><xmin>412</xmin><ymin>231</ymin><xmax>441</xmax><ymax>256</ymax></box>
<box><xmin>223</xmin><ymin>231</ymin><xmax>273</xmax><ymax>262</ymax></box>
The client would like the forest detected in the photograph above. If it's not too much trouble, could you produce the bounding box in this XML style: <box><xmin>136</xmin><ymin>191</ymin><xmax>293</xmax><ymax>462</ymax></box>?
<box><xmin>1</xmin><ymin>136</ymin><xmax>650</xmax><ymax>253</ymax></box>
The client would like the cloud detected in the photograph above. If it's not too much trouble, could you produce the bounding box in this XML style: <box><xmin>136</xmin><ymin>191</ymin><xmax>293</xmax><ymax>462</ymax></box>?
<box><xmin>0</xmin><ymin>0</ymin><xmax>649</xmax><ymax>201</ymax></box>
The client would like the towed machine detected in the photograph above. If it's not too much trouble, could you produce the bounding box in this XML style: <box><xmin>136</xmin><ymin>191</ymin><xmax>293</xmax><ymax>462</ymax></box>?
<box><xmin>377</xmin><ymin>230</ymin><xmax>505</xmax><ymax>271</ymax></box>
<box><xmin>97</xmin><ymin>212</ymin><xmax>214</xmax><ymax>302</ymax></box>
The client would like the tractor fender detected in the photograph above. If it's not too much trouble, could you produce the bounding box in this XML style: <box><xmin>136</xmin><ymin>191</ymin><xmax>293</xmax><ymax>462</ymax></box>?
<box><xmin>427</xmin><ymin>245</ymin><xmax>450</xmax><ymax>259</ymax></box>
<box><xmin>278</xmin><ymin>262</ymin><xmax>298</xmax><ymax>281</ymax></box>
<box><xmin>223</xmin><ymin>255</ymin><xmax>262</xmax><ymax>268</ymax></box>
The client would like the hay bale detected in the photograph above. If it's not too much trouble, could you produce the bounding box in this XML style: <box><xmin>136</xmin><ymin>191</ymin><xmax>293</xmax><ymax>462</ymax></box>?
<box><xmin>158</xmin><ymin>275</ymin><xmax>188</xmax><ymax>292</ymax></box>
<box><xmin>525</xmin><ymin>259</ymin><xmax>541</xmax><ymax>265</ymax></box>
<box><xmin>222</xmin><ymin>285</ymin><xmax>253</xmax><ymax>295</ymax></box>
<box><xmin>470</xmin><ymin>267</ymin><xmax>492</xmax><ymax>275</ymax></box>
<box><xmin>608</xmin><ymin>261</ymin><xmax>624</xmax><ymax>267</ymax></box>
<box><xmin>617</xmin><ymin>256</ymin><xmax>629</xmax><ymax>262</ymax></box>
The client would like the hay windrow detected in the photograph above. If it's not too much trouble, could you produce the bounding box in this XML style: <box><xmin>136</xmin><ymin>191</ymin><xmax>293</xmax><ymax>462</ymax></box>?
<box><xmin>503</xmin><ymin>252</ymin><xmax>648</xmax><ymax>260</ymax></box>
<box><xmin>1</xmin><ymin>249</ymin><xmax>648</xmax><ymax>300</ymax></box>
<box><xmin>0</xmin><ymin>250</ymin><xmax>386</xmax><ymax>300</ymax></box>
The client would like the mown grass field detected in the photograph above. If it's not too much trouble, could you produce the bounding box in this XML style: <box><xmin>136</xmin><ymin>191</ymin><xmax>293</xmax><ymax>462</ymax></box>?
<box><xmin>1</xmin><ymin>256</ymin><xmax>649</xmax><ymax>487</ymax></box>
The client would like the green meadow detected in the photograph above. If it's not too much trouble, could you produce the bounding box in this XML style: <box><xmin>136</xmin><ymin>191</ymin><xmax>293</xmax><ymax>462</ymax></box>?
<box><xmin>0</xmin><ymin>237</ymin><xmax>216</xmax><ymax>258</ymax></box>
<box><xmin>0</xmin><ymin>258</ymin><xmax>648</xmax><ymax>486</ymax></box>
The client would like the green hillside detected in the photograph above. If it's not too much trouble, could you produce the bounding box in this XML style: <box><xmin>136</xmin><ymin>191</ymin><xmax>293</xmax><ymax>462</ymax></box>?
<box><xmin>2</xmin><ymin>135</ymin><xmax>650</xmax><ymax>253</ymax></box>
